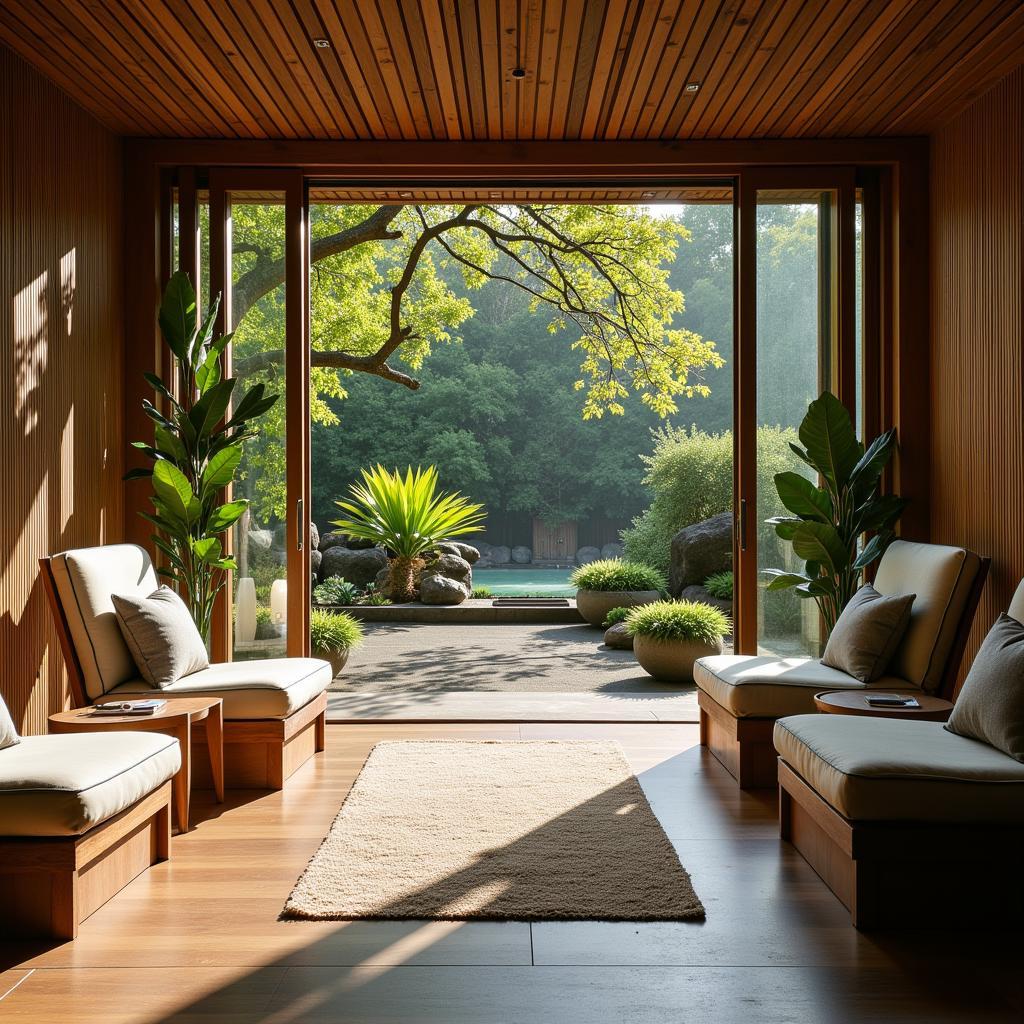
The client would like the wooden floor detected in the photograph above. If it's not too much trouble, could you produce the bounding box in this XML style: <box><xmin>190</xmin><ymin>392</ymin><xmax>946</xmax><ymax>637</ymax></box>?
<box><xmin>1</xmin><ymin>723</ymin><xmax>1020</xmax><ymax>1022</ymax></box>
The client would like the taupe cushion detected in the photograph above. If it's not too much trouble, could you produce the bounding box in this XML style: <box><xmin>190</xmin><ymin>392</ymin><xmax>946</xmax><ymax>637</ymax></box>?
<box><xmin>873</xmin><ymin>540</ymin><xmax>982</xmax><ymax>693</ymax></box>
<box><xmin>820</xmin><ymin>584</ymin><xmax>915</xmax><ymax>683</ymax></box>
<box><xmin>0</xmin><ymin>732</ymin><xmax>180</xmax><ymax>837</ymax></box>
<box><xmin>112</xmin><ymin>586</ymin><xmax>209</xmax><ymax>688</ymax></box>
<box><xmin>49</xmin><ymin>544</ymin><xmax>159</xmax><ymax>700</ymax></box>
<box><xmin>946</xmin><ymin>614</ymin><xmax>1024</xmax><ymax>762</ymax></box>
<box><xmin>0</xmin><ymin>695</ymin><xmax>20</xmax><ymax>750</ymax></box>
<box><xmin>694</xmin><ymin>654</ymin><xmax>910</xmax><ymax>718</ymax></box>
<box><xmin>774</xmin><ymin>714</ymin><xmax>1024</xmax><ymax>823</ymax></box>
<box><xmin>108</xmin><ymin>657</ymin><xmax>332</xmax><ymax>720</ymax></box>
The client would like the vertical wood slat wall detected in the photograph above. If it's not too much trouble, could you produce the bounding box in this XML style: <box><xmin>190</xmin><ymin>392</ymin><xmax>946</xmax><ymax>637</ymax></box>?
<box><xmin>0</xmin><ymin>45</ymin><xmax>124</xmax><ymax>734</ymax></box>
<box><xmin>930</xmin><ymin>66</ymin><xmax>1024</xmax><ymax>680</ymax></box>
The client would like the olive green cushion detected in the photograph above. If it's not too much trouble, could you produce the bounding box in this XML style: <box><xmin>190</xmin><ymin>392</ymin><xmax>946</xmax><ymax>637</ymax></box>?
<box><xmin>820</xmin><ymin>584</ymin><xmax>915</xmax><ymax>683</ymax></box>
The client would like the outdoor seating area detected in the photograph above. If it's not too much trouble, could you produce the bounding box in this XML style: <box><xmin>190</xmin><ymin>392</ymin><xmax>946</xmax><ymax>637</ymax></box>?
<box><xmin>2</xmin><ymin>3</ymin><xmax>1024</xmax><ymax>1022</ymax></box>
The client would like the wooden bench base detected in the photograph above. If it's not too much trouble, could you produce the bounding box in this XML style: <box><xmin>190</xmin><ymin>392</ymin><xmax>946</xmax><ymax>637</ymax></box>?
<box><xmin>191</xmin><ymin>691</ymin><xmax>327</xmax><ymax>790</ymax></box>
<box><xmin>778</xmin><ymin>759</ymin><xmax>1024</xmax><ymax>929</ymax></box>
<box><xmin>698</xmin><ymin>690</ymin><xmax>779</xmax><ymax>789</ymax></box>
<box><xmin>0</xmin><ymin>782</ymin><xmax>172</xmax><ymax>940</ymax></box>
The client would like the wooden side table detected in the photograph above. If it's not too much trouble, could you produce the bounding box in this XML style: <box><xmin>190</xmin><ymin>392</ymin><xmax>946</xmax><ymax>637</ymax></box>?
<box><xmin>813</xmin><ymin>690</ymin><xmax>954</xmax><ymax>722</ymax></box>
<box><xmin>49</xmin><ymin>697</ymin><xmax>224</xmax><ymax>832</ymax></box>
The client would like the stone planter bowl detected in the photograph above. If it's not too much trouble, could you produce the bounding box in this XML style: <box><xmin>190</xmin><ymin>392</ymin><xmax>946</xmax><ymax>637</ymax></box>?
<box><xmin>575</xmin><ymin>589</ymin><xmax>661</xmax><ymax>628</ymax></box>
<box><xmin>633</xmin><ymin>633</ymin><xmax>724</xmax><ymax>685</ymax></box>
<box><xmin>314</xmin><ymin>647</ymin><xmax>350</xmax><ymax>678</ymax></box>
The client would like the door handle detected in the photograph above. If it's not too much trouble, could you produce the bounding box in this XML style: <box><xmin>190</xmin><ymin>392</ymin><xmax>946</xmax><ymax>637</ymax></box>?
<box><xmin>739</xmin><ymin>498</ymin><xmax>748</xmax><ymax>553</ymax></box>
<box><xmin>296</xmin><ymin>498</ymin><xmax>304</xmax><ymax>551</ymax></box>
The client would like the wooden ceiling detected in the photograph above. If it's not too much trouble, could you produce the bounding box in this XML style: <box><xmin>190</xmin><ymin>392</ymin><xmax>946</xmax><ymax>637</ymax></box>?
<box><xmin>2</xmin><ymin>1</ymin><xmax>1022</xmax><ymax>141</ymax></box>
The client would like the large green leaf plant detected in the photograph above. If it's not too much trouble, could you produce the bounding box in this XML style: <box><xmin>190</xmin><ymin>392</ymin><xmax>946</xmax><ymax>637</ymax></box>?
<box><xmin>763</xmin><ymin>391</ymin><xmax>907</xmax><ymax>635</ymax></box>
<box><xmin>127</xmin><ymin>271</ymin><xmax>280</xmax><ymax>641</ymax></box>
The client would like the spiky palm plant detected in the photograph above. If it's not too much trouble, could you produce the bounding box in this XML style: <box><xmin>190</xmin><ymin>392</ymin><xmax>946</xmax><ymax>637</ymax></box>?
<box><xmin>332</xmin><ymin>465</ymin><xmax>485</xmax><ymax>602</ymax></box>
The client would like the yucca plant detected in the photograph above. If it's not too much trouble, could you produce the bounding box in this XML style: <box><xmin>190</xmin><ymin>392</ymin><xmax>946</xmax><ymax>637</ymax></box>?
<box><xmin>764</xmin><ymin>391</ymin><xmax>908</xmax><ymax>635</ymax></box>
<box><xmin>126</xmin><ymin>271</ymin><xmax>279</xmax><ymax>640</ymax></box>
<box><xmin>332</xmin><ymin>465</ymin><xmax>485</xmax><ymax>602</ymax></box>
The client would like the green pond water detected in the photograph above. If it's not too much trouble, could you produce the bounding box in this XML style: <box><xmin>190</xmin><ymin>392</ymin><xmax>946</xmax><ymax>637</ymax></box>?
<box><xmin>472</xmin><ymin>568</ymin><xmax>575</xmax><ymax>597</ymax></box>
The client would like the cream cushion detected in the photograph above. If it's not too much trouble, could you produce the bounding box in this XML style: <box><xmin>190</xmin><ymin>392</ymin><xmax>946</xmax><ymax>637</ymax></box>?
<box><xmin>108</xmin><ymin>658</ymin><xmax>332</xmax><ymax>719</ymax></box>
<box><xmin>0</xmin><ymin>732</ymin><xmax>181</xmax><ymax>837</ymax></box>
<box><xmin>50</xmin><ymin>544</ymin><xmax>158</xmax><ymax>700</ymax></box>
<box><xmin>694</xmin><ymin>655</ymin><xmax>909</xmax><ymax>718</ymax></box>
<box><xmin>0</xmin><ymin>695</ymin><xmax>20</xmax><ymax>750</ymax></box>
<box><xmin>773</xmin><ymin>715</ymin><xmax>1024</xmax><ymax>823</ymax></box>
<box><xmin>1008</xmin><ymin>579</ymin><xmax>1024</xmax><ymax>624</ymax></box>
<box><xmin>873</xmin><ymin>540</ymin><xmax>981</xmax><ymax>692</ymax></box>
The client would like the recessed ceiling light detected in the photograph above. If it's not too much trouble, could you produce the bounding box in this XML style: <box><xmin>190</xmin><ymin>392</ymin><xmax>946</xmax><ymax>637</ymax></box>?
<box><xmin>642</xmin><ymin>191</ymin><xmax>656</xmax><ymax>198</ymax></box>
<box><xmin>510</xmin><ymin>67</ymin><xmax>527</xmax><ymax>80</ymax></box>
<box><xmin>313</xmin><ymin>38</ymin><xmax>330</xmax><ymax>49</ymax></box>
<box><xmin>489</xmin><ymin>192</ymin><xmax>502</xmax><ymax>198</ymax></box>
<box><xmin>399</xmin><ymin>191</ymin><xmax>413</xmax><ymax>198</ymax></box>
<box><xmin>684</xmin><ymin>82</ymin><xmax>700</xmax><ymax>93</ymax></box>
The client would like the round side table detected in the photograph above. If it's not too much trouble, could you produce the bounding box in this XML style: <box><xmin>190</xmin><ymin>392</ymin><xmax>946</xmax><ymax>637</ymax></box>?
<box><xmin>49</xmin><ymin>697</ymin><xmax>224</xmax><ymax>832</ymax></box>
<box><xmin>813</xmin><ymin>690</ymin><xmax>953</xmax><ymax>722</ymax></box>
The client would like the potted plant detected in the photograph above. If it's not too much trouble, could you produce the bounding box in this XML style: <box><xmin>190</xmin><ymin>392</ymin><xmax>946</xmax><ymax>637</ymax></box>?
<box><xmin>763</xmin><ymin>391</ymin><xmax>908</xmax><ymax>635</ymax></box>
<box><xmin>309</xmin><ymin>609</ymin><xmax>363</xmax><ymax>677</ymax></box>
<box><xmin>569</xmin><ymin>558</ymin><xmax>666</xmax><ymax>627</ymax></box>
<box><xmin>626</xmin><ymin>600</ymin><xmax>731</xmax><ymax>684</ymax></box>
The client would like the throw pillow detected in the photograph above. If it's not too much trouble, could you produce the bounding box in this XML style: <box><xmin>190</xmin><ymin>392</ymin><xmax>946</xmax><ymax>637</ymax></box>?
<box><xmin>112</xmin><ymin>586</ymin><xmax>209</xmax><ymax>688</ymax></box>
<box><xmin>0</xmin><ymin>695</ymin><xmax>20</xmax><ymax>750</ymax></box>
<box><xmin>945</xmin><ymin>613</ymin><xmax>1024</xmax><ymax>762</ymax></box>
<box><xmin>821</xmin><ymin>584</ymin><xmax>915</xmax><ymax>683</ymax></box>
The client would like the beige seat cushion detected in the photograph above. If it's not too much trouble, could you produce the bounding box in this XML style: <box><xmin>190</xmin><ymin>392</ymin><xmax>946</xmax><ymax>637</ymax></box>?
<box><xmin>0</xmin><ymin>732</ymin><xmax>181</xmax><ymax>837</ymax></box>
<box><xmin>0</xmin><ymin>695</ymin><xmax>20</xmax><ymax>750</ymax></box>
<box><xmin>694</xmin><ymin>654</ymin><xmax>910</xmax><ymax>718</ymax></box>
<box><xmin>108</xmin><ymin>658</ymin><xmax>332</xmax><ymax>719</ymax></box>
<box><xmin>873</xmin><ymin>539</ymin><xmax>981</xmax><ymax>693</ymax></box>
<box><xmin>50</xmin><ymin>544</ymin><xmax>159</xmax><ymax>700</ymax></box>
<box><xmin>773</xmin><ymin>714</ymin><xmax>1024</xmax><ymax>823</ymax></box>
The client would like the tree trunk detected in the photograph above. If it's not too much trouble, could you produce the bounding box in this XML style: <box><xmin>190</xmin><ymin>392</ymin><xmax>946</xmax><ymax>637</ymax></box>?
<box><xmin>389</xmin><ymin>556</ymin><xmax>418</xmax><ymax>603</ymax></box>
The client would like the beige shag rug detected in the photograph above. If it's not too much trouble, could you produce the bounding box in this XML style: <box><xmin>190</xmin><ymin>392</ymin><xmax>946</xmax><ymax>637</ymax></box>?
<box><xmin>282</xmin><ymin>740</ymin><xmax>704</xmax><ymax>922</ymax></box>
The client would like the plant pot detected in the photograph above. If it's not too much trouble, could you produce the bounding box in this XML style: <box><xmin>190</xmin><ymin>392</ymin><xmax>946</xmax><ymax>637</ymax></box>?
<box><xmin>314</xmin><ymin>646</ymin><xmax>350</xmax><ymax>678</ymax></box>
<box><xmin>633</xmin><ymin>633</ymin><xmax>724</xmax><ymax>685</ymax></box>
<box><xmin>575</xmin><ymin>589</ymin><xmax>661</xmax><ymax>628</ymax></box>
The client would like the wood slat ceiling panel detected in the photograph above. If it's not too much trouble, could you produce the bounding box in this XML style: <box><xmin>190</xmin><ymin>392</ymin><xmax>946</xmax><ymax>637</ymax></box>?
<box><xmin>0</xmin><ymin>0</ymin><xmax>1020</xmax><ymax>140</ymax></box>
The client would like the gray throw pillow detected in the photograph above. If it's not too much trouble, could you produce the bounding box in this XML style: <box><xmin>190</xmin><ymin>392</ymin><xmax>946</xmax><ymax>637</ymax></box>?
<box><xmin>112</xmin><ymin>586</ymin><xmax>209</xmax><ymax>688</ymax></box>
<box><xmin>820</xmin><ymin>584</ymin><xmax>916</xmax><ymax>683</ymax></box>
<box><xmin>0</xmin><ymin>695</ymin><xmax>20</xmax><ymax>750</ymax></box>
<box><xmin>945</xmin><ymin>614</ymin><xmax>1024</xmax><ymax>762</ymax></box>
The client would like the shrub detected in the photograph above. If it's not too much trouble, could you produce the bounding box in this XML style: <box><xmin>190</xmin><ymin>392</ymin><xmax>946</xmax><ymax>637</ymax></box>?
<box><xmin>471</xmin><ymin>586</ymin><xmax>493</xmax><ymax>598</ymax></box>
<box><xmin>625</xmin><ymin>600</ymin><xmax>731</xmax><ymax>644</ymax></box>
<box><xmin>309</xmin><ymin>609</ymin><xmax>363</xmax><ymax>653</ymax></box>
<box><xmin>313</xmin><ymin>577</ymin><xmax>361</xmax><ymax>605</ymax></box>
<box><xmin>621</xmin><ymin>425</ymin><xmax>801</xmax><ymax>574</ymax></box>
<box><xmin>358</xmin><ymin>583</ymin><xmax>391</xmax><ymax>606</ymax></box>
<box><xmin>603</xmin><ymin>606</ymin><xmax>632</xmax><ymax>627</ymax></box>
<box><xmin>704</xmin><ymin>571</ymin><xmax>733</xmax><ymax>601</ymax></box>
<box><xmin>570</xmin><ymin>558</ymin><xmax>666</xmax><ymax>593</ymax></box>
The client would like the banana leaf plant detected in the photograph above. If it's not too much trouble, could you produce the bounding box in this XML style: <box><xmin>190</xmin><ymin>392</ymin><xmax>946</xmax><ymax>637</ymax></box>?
<box><xmin>763</xmin><ymin>391</ymin><xmax>908</xmax><ymax>636</ymax></box>
<box><xmin>126</xmin><ymin>270</ymin><xmax>279</xmax><ymax>641</ymax></box>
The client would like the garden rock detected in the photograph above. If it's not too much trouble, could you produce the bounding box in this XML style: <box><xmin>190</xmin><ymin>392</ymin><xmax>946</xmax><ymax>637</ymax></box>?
<box><xmin>511</xmin><ymin>545</ymin><xmax>532</xmax><ymax>564</ymax></box>
<box><xmin>319</xmin><ymin>531</ymin><xmax>349</xmax><ymax>553</ymax></box>
<box><xmin>309</xmin><ymin>522</ymin><xmax>320</xmax><ymax>551</ymax></box>
<box><xmin>320</xmin><ymin>545</ymin><xmax>388</xmax><ymax>589</ymax></box>
<box><xmin>603</xmin><ymin>621</ymin><xmax>633</xmax><ymax>650</ymax></box>
<box><xmin>601</xmin><ymin>542</ymin><xmax>624</xmax><ymax>559</ymax></box>
<box><xmin>670</xmin><ymin>512</ymin><xmax>732</xmax><ymax>596</ymax></box>
<box><xmin>247</xmin><ymin>529</ymin><xmax>273</xmax><ymax>552</ymax></box>
<box><xmin>575</xmin><ymin>546</ymin><xmax>601</xmax><ymax>565</ymax></box>
<box><xmin>310</xmin><ymin>549</ymin><xmax>322</xmax><ymax>578</ymax></box>
<box><xmin>346</xmin><ymin>535</ymin><xmax>378</xmax><ymax>550</ymax></box>
<box><xmin>681</xmin><ymin>584</ymin><xmax>733</xmax><ymax>618</ymax></box>
<box><xmin>430</xmin><ymin>553</ymin><xmax>472</xmax><ymax>581</ymax></box>
<box><xmin>445</xmin><ymin>542</ymin><xmax>481</xmax><ymax>564</ymax></box>
<box><xmin>419</xmin><ymin>573</ymin><xmax>470</xmax><ymax>605</ymax></box>
<box><xmin>490</xmin><ymin>545</ymin><xmax>512</xmax><ymax>564</ymax></box>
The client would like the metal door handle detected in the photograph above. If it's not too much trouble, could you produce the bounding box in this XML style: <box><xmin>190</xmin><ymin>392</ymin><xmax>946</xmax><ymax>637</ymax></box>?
<box><xmin>296</xmin><ymin>498</ymin><xmax>304</xmax><ymax>550</ymax></box>
<box><xmin>739</xmin><ymin>498</ymin><xmax>748</xmax><ymax>552</ymax></box>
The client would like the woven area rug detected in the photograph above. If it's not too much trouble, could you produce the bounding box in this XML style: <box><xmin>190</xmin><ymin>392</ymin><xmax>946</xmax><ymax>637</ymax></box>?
<box><xmin>282</xmin><ymin>740</ymin><xmax>704</xmax><ymax>922</ymax></box>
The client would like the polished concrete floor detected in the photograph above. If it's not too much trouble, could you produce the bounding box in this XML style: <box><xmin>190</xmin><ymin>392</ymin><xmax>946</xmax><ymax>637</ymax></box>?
<box><xmin>1</xmin><ymin>723</ymin><xmax>1020</xmax><ymax>1023</ymax></box>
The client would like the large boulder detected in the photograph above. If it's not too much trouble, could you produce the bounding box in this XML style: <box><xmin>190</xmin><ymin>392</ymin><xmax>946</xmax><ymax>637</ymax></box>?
<box><xmin>670</xmin><ymin>512</ymin><xmax>733</xmax><ymax>597</ymax></box>
<box><xmin>603</xmin><ymin>621</ymin><xmax>634</xmax><ymax>650</ymax></box>
<box><xmin>419</xmin><ymin>574</ymin><xmax>470</xmax><ymax>605</ymax></box>
<box><xmin>319</xmin><ymin>545</ymin><xmax>388</xmax><ymax>588</ymax></box>
<box><xmin>575</xmin><ymin>546</ymin><xmax>601</xmax><ymax>565</ymax></box>
<box><xmin>247</xmin><ymin>528</ymin><xmax>273</xmax><ymax>553</ymax></box>
<box><xmin>309</xmin><ymin>522</ymin><xmax>320</xmax><ymax>552</ymax></box>
<box><xmin>443</xmin><ymin>541</ymin><xmax>481</xmax><ymax>564</ymax></box>
<box><xmin>681</xmin><ymin>584</ymin><xmax>733</xmax><ymax>618</ymax></box>
<box><xmin>601</xmin><ymin>542</ymin><xmax>624</xmax><ymax>560</ymax></box>
<box><xmin>310</xmin><ymin>549</ymin><xmax>323</xmax><ymax>579</ymax></box>
<box><xmin>319</xmin><ymin>531</ymin><xmax>349</xmax><ymax>553</ymax></box>
<box><xmin>346</xmin><ymin>535</ymin><xmax>378</xmax><ymax>550</ymax></box>
<box><xmin>429</xmin><ymin>553</ymin><xmax>472</xmax><ymax>582</ymax></box>
<box><xmin>511</xmin><ymin>546</ymin><xmax>531</xmax><ymax>564</ymax></box>
<box><xmin>490</xmin><ymin>545</ymin><xmax>512</xmax><ymax>564</ymax></box>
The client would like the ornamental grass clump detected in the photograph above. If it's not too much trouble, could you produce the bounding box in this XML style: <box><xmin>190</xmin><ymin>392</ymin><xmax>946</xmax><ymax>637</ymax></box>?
<box><xmin>309</xmin><ymin>609</ymin><xmax>364</xmax><ymax>654</ymax></box>
<box><xmin>625</xmin><ymin>600</ymin><xmax>731</xmax><ymax>645</ymax></box>
<box><xmin>570</xmin><ymin>558</ymin><xmax>667</xmax><ymax>593</ymax></box>
<box><xmin>703</xmin><ymin>571</ymin><xmax>733</xmax><ymax>601</ymax></box>
<box><xmin>603</xmin><ymin>606</ymin><xmax>632</xmax><ymax>628</ymax></box>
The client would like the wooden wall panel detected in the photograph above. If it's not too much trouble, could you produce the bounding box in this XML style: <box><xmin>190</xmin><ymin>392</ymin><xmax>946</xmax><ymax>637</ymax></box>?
<box><xmin>929</xmin><ymin>66</ymin><xmax>1024</xmax><ymax>680</ymax></box>
<box><xmin>0</xmin><ymin>44</ymin><xmax>124</xmax><ymax>734</ymax></box>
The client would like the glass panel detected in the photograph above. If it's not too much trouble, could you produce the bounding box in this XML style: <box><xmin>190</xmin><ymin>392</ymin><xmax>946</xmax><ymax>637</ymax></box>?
<box><xmin>227</xmin><ymin>192</ymin><xmax>288</xmax><ymax>661</ymax></box>
<box><xmin>755</xmin><ymin>190</ymin><xmax>835</xmax><ymax>658</ymax></box>
<box><xmin>855</xmin><ymin>193</ymin><xmax>864</xmax><ymax>437</ymax></box>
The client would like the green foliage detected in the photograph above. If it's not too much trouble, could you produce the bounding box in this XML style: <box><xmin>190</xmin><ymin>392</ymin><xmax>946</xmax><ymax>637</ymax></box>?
<box><xmin>569</xmin><ymin>558</ymin><xmax>666</xmax><ymax>593</ymax></box>
<box><xmin>764</xmin><ymin>391</ymin><xmax>907</xmax><ymax>633</ymax></box>
<box><xmin>621</xmin><ymin>425</ymin><xmax>800</xmax><ymax>574</ymax></box>
<box><xmin>128</xmin><ymin>271</ymin><xmax>279</xmax><ymax>640</ymax></box>
<box><xmin>471</xmin><ymin>586</ymin><xmax>493</xmax><ymax>599</ymax></box>
<box><xmin>704</xmin><ymin>571</ymin><xmax>734</xmax><ymax>601</ymax></box>
<box><xmin>359</xmin><ymin>584</ymin><xmax>391</xmax><ymax>606</ymax></box>
<box><xmin>625</xmin><ymin>600</ymin><xmax>731</xmax><ymax>643</ymax></box>
<box><xmin>603</xmin><ymin>606</ymin><xmax>632</xmax><ymax>627</ymax></box>
<box><xmin>313</xmin><ymin>577</ymin><xmax>361</xmax><ymax>606</ymax></box>
<box><xmin>309</xmin><ymin>609</ymin><xmax>363</xmax><ymax>653</ymax></box>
